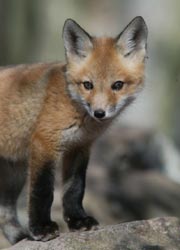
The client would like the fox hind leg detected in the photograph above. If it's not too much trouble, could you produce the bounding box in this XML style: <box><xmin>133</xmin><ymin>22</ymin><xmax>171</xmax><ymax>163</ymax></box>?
<box><xmin>0</xmin><ymin>158</ymin><xmax>27</xmax><ymax>244</ymax></box>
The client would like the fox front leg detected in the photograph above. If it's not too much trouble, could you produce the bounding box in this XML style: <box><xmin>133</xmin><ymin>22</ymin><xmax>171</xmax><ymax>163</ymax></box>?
<box><xmin>28</xmin><ymin>150</ymin><xmax>59</xmax><ymax>241</ymax></box>
<box><xmin>62</xmin><ymin>148</ymin><xmax>99</xmax><ymax>231</ymax></box>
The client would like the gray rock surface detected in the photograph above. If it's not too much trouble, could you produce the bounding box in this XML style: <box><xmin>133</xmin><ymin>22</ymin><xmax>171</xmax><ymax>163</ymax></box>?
<box><xmin>6</xmin><ymin>217</ymin><xmax>180</xmax><ymax>250</ymax></box>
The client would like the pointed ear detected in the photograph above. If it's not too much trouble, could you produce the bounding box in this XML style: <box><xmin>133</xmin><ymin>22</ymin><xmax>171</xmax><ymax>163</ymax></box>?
<box><xmin>63</xmin><ymin>19</ymin><xmax>93</xmax><ymax>60</ymax></box>
<box><xmin>116</xmin><ymin>16</ymin><xmax>148</xmax><ymax>59</ymax></box>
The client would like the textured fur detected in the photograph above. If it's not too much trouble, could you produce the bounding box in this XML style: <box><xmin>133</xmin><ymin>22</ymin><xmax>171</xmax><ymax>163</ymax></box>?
<box><xmin>0</xmin><ymin>17</ymin><xmax>148</xmax><ymax>243</ymax></box>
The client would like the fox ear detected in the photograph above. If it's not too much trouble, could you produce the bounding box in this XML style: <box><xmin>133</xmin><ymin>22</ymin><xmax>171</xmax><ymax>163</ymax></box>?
<box><xmin>116</xmin><ymin>16</ymin><xmax>148</xmax><ymax>59</ymax></box>
<box><xmin>63</xmin><ymin>19</ymin><xmax>93</xmax><ymax>59</ymax></box>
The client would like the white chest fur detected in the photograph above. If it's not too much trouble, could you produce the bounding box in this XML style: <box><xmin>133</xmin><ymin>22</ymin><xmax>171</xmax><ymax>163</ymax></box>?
<box><xmin>61</xmin><ymin>117</ymin><xmax>111</xmax><ymax>148</ymax></box>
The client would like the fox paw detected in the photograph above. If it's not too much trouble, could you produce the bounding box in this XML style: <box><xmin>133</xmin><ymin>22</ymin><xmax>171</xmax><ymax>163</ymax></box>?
<box><xmin>29</xmin><ymin>221</ymin><xmax>59</xmax><ymax>241</ymax></box>
<box><xmin>66</xmin><ymin>216</ymin><xmax>99</xmax><ymax>231</ymax></box>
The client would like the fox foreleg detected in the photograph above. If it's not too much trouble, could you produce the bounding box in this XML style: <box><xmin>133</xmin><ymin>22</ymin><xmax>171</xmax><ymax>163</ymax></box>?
<box><xmin>62</xmin><ymin>148</ymin><xmax>99</xmax><ymax>231</ymax></box>
<box><xmin>28</xmin><ymin>148</ymin><xmax>59</xmax><ymax>241</ymax></box>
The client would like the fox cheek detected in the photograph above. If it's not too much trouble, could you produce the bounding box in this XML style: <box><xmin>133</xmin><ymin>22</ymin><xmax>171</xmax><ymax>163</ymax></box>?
<box><xmin>116</xmin><ymin>95</ymin><xmax>136</xmax><ymax>114</ymax></box>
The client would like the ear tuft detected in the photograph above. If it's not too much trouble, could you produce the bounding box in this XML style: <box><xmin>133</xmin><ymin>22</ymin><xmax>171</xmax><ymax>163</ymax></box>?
<box><xmin>116</xmin><ymin>16</ymin><xmax>148</xmax><ymax>58</ymax></box>
<box><xmin>63</xmin><ymin>19</ymin><xmax>93</xmax><ymax>59</ymax></box>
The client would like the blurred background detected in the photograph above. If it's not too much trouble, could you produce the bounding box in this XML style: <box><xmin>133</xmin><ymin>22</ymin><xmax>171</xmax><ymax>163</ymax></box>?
<box><xmin>0</xmin><ymin>0</ymin><xmax>180</xmax><ymax>248</ymax></box>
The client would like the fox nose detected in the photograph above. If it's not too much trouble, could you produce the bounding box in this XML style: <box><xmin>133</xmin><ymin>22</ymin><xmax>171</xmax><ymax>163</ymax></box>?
<box><xmin>94</xmin><ymin>109</ymin><xmax>106</xmax><ymax>119</ymax></box>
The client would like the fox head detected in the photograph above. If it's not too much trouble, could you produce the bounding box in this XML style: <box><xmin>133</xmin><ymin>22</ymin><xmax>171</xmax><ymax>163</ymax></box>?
<box><xmin>63</xmin><ymin>17</ymin><xmax>148</xmax><ymax>121</ymax></box>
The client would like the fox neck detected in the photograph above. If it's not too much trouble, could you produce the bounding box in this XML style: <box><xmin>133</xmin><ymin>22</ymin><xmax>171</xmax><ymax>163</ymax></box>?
<box><xmin>61</xmin><ymin>111</ymin><xmax>113</xmax><ymax>149</ymax></box>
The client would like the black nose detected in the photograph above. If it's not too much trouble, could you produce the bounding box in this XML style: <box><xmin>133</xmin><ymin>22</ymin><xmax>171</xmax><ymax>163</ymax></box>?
<box><xmin>94</xmin><ymin>109</ymin><xmax>105</xmax><ymax>119</ymax></box>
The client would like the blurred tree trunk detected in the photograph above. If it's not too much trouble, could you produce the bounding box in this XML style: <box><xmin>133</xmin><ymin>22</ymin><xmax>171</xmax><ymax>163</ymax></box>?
<box><xmin>0</xmin><ymin>1</ymin><xmax>11</xmax><ymax>65</ymax></box>
<box><xmin>0</xmin><ymin>0</ymin><xmax>43</xmax><ymax>65</ymax></box>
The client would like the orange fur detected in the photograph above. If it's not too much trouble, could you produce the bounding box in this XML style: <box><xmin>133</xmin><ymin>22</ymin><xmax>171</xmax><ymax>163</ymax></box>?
<box><xmin>0</xmin><ymin>36</ymin><xmax>146</xmax><ymax>166</ymax></box>
<box><xmin>0</xmin><ymin>17</ymin><xmax>148</xmax><ymax>243</ymax></box>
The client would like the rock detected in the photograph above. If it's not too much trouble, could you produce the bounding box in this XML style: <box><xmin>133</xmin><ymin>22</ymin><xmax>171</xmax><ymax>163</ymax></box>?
<box><xmin>88</xmin><ymin>126</ymin><xmax>180</xmax><ymax>221</ymax></box>
<box><xmin>6</xmin><ymin>217</ymin><xmax>180</xmax><ymax>250</ymax></box>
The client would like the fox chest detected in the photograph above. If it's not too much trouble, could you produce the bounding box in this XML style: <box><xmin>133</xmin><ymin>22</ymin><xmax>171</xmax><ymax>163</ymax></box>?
<box><xmin>60</xmin><ymin>121</ymin><xmax>105</xmax><ymax>148</ymax></box>
<box><xmin>61</xmin><ymin>125</ymin><xmax>92</xmax><ymax>147</ymax></box>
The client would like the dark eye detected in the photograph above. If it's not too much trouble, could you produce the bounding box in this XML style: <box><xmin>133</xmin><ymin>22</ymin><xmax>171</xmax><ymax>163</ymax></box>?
<box><xmin>111</xmin><ymin>81</ymin><xmax>124</xmax><ymax>91</ymax></box>
<box><xmin>82</xmin><ymin>81</ymin><xmax>94</xmax><ymax>90</ymax></box>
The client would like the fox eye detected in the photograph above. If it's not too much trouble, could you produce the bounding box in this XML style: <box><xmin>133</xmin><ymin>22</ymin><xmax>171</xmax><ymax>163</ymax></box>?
<box><xmin>82</xmin><ymin>81</ymin><xmax>94</xmax><ymax>90</ymax></box>
<box><xmin>111</xmin><ymin>81</ymin><xmax>124</xmax><ymax>91</ymax></box>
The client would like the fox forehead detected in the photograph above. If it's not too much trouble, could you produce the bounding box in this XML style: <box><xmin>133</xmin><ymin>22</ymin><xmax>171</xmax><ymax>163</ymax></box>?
<box><xmin>67</xmin><ymin>36</ymin><xmax>145</xmax><ymax>85</ymax></box>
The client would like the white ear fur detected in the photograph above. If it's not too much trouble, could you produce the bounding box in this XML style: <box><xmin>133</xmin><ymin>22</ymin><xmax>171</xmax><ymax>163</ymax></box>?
<box><xmin>116</xmin><ymin>16</ymin><xmax>148</xmax><ymax>58</ymax></box>
<box><xmin>63</xmin><ymin>19</ymin><xmax>93</xmax><ymax>59</ymax></box>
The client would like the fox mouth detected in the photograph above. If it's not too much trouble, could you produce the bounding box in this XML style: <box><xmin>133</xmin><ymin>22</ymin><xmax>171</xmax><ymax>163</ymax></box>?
<box><xmin>83</xmin><ymin>103</ymin><xmax>116</xmax><ymax>122</ymax></box>
<box><xmin>91</xmin><ymin>111</ymin><xmax>114</xmax><ymax>122</ymax></box>
<box><xmin>93</xmin><ymin>116</ymin><xmax>111</xmax><ymax>122</ymax></box>
<box><xmin>84</xmin><ymin>106</ymin><xmax>116</xmax><ymax>122</ymax></box>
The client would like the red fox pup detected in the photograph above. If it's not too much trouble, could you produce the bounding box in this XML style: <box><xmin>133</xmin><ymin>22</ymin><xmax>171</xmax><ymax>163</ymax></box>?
<box><xmin>0</xmin><ymin>16</ymin><xmax>148</xmax><ymax>243</ymax></box>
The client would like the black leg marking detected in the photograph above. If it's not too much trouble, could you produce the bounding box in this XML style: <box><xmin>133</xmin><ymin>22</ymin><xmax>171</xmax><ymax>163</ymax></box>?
<box><xmin>0</xmin><ymin>158</ymin><xmax>27</xmax><ymax>244</ymax></box>
<box><xmin>62</xmin><ymin>150</ymin><xmax>99</xmax><ymax>231</ymax></box>
<box><xmin>29</xmin><ymin>161</ymin><xmax>59</xmax><ymax>241</ymax></box>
